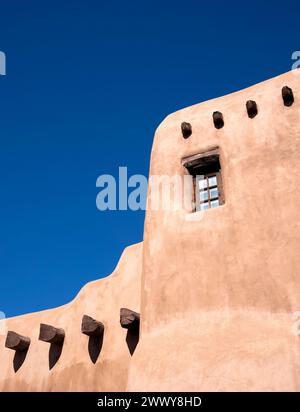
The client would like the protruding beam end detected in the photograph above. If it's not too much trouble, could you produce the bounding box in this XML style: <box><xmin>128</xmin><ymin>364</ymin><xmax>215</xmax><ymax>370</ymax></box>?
<box><xmin>81</xmin><ymin>315</ymin><xmax>104</xmax><ymax>337</ymax></box>
<box><xmin>120</xmin><ymin>308</ymin><xmax>140</xmax><ymax>332</ymax></box>
<box><xmin>5</xmin><ymin>331</ymin><xmax>30</xmax><ymax>352</ymax></box>
<box><xmin>282</xmin><ymin>86</ymin><xmax>294</xmax><ymax>107</ymax></box>
<box><xmin>181</xmin><ymin>122</ymin><xmax>192</xmax><ymax>139</ymax></box>
<box><xmin>39</xmin><ymin>323</ymin><xmax>65</xmax><ymax>345</ymax></box>
<box><xmin>246</xmin><ymin>100</ymin><xmax>258</xmax><ymax>118</ymax></box>
<box><xmin>213</xmin><ymin>111</ymin><xmax>224</xmax><ymax>129</ymax></box>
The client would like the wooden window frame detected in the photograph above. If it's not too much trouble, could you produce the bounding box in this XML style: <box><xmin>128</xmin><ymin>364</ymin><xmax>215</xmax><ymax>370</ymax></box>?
<box><xmin>182</xmin><ymin>148</ymin><xmax>224</xmax><ymax>212</ymax></box>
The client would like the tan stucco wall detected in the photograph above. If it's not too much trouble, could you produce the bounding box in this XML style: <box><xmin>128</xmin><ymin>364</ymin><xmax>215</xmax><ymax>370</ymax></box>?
<box><xmin>1</xmin><ymin>70</ymin><xmax>300</xmax><ymax>391</ymax></box>
<box><xmin>127</xmin><ymin>70</ymin><xmax>300</xmax><ymax>391</ymax></box>
<box><xmin>0</xmin><ymin>243</ymin><xmax>142</xmax><ymax>391</ymax></box>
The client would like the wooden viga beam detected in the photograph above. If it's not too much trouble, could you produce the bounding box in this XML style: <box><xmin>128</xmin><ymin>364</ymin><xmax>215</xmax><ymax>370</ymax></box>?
<box><xmin>246</xmin><ymin>100</ymin><xmax>258</xmax><ymax>119</ymax></box>
<box><xmin>39</xmin><ymin>323</ymin><xmax>65</xmax><ymax>345</ymax></box>
<box><xmin>282</xmin><ymin>86</ymin><xmax>294</xmax><ymax>107</ymax></box>
<box><xmin>5</xmin><ymin>331</ymin><xmax>30</xmax><ymax>352</ymax></box>
<box><xmin>120</xmin><ymin>308</ymin><xmax>140</xmax><ymax>332</ymax></box>
<box><xmin>213</xmin><ymin>111</ymin><xmax>224</xmax><ymax>129</ymax></box>
<box><xmin>181</xmin><ymin>122</ymin><xmax>192</xmax><ymax>139</ymax></box>
<box><xmin>81</xmin><ymin>315</ymin><xmax>104</xmax><ymax>337</ymax></box>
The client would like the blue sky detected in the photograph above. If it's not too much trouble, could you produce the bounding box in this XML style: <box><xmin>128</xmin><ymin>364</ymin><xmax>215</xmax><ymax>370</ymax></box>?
<box><xmin>0</xmin><ymin>0</ymin><xmax>299</xmax><ymax>317</ymax></box>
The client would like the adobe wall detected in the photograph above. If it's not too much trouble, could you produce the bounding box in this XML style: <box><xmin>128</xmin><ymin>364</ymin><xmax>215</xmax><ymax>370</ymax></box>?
<box><xmin>0</xmin><ymin>243</ymin><xmax>142</xmax><ymax>391</ymax></box>
<box><xmin>1</xmin><ymin>71</ymin><xmax>299</xmax><ymax>392</ymax></box>
<box><xmin>127</xmin><ymin>70</ymin><xmax>300</xmax><ymax>391</ymax></box>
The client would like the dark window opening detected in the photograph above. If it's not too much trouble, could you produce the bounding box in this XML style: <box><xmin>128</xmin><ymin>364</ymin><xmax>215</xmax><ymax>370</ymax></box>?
<box><xmin>182</xmin><ymin>148</ymin><xmax>225</xmax><ymax>212</ymax></box>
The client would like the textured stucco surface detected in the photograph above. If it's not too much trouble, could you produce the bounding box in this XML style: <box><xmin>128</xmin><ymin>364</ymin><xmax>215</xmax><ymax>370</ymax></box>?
<box><xmin>1</xmin><ymin>70</ymin><xmax>300</xmax><ymax>391</ymax></box>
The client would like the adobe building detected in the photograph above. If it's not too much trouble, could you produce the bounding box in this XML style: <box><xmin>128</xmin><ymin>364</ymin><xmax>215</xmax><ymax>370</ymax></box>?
<box><xmin>0</xmin><ymin>70</ymin><xmax>300</xmax><ymax>391</ymax></box>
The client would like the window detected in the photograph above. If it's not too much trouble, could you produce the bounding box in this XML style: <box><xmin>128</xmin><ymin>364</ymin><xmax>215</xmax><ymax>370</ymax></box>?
<box><xmin>196</xmin><ymin>173</ymin><xmax>222</xmax><ymax>211</ymax></box>
<box><xmin>182</xmin><ymin>148</ymin><xmax>224</xmax><ymax>212</ymax></box>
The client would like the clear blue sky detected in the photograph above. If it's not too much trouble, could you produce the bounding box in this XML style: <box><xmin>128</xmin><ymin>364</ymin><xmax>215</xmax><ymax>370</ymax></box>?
<box><xmin>0</xmin><ymin>0</ymin><xmax>299</xmax><ymax>317</ymax></box>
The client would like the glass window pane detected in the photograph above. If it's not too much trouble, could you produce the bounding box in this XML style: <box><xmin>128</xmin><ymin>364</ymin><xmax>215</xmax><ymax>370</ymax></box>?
<box><xmin>211</xmin><ymin>199</ymin><xmax>219</xmax><ymax>208</ymax></box>
<box><xmin>200</xmin><ymin>201</ymin><xmax>209</xmax><ymax>210</ymax></box>
<box><xmin>208</xmin><ymin>176</ymin><xmax>217</xmax><ymax>187</ymax></box>
<box><xmin>210</xmin><ymin>188</ymin><xmax>218</xmax><ymax>199</ymax></box>
<box><xmin>198</xmin><ymin>178</ymin><xmax>207</xmax><ymax>190</ymax></box>
<box><xmin>199</xmin><ymin>190</ymin><xmax>208</xmax><ymax>202</ymax></box>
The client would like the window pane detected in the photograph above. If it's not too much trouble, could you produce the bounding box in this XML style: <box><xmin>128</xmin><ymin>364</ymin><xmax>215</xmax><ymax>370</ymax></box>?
<box><xmin>200</xmin><ymin>201</ymin><xmax>209</xmax><ymax>210</ymax></box>
<box><xmin>198</xmin><ymin>178</ymin><xmax>207</xmax><ymax>190</ymax></box>
<box><xmin>208</xmin><ymin>176</ymin><xmax>217</xmax><ymax>187</ymax></box>
<box><xmin>199</xmin><ymin>190</ymin><xmax>208</xmax><ymax>202</ymax></box>
<box><xmin>211</xmin><ymin>199</ymin><xmax>219</xmax><ymax>208</ymax></box>
<box><xmin>210</xmin><ymin>188</ymin><xmax>218</xmax><ymax>199</ymax></box>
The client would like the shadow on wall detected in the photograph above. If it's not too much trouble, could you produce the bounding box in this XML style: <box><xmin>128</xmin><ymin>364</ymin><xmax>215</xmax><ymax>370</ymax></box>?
<box><xmin>49</xmin><ymin>343</ymin><xmax>64</xmax><ymax>370</ymax></box>
<box><xmin>88</xmin><ymin>334</ymin><xmax>104</xmax><ymax>364</ymax></box>
<box><xmin>126</xmin><ymin>330</ymin><xmax>139</xmax><ymax>356</ymax></box>
<box><xmin>13</xmin><ymin>348</ymin><xmax>29</xmax><ymax>373</ymax></box>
